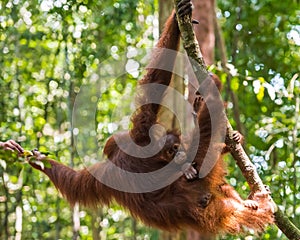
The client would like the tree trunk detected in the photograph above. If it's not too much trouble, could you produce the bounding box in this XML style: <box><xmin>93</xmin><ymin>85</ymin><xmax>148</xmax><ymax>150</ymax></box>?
<box><xmin>192</xmin><ymin>0</ymin><xmax>215</xmax><ymax>65</ymax></box>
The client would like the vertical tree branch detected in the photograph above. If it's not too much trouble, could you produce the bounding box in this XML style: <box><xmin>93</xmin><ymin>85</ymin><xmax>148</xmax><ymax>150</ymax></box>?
<box><xmin>173</xmin><ymin>0</ymin><xmax>300</xmax><ymax>239</ymax></box>
<box><xmin>174</xmin><ymin>0</ymin><xmax>209</xmax><ymax>83</ymax></box>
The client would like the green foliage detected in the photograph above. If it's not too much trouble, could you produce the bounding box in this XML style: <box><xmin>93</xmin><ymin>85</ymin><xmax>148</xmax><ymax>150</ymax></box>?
<box><xmin>0</xmin><ymin>0</ymin><xmax>158</xmax><ymax>238</ymax></box>
<box><xmin>0</xmin><ymin>0</ymin><xmax>299</xmax><ymax>239</ymax></box>
<box><xmin>216</xmin><ymin>0</ymin><xmax>300</xmax><ymax>239</ymax></box>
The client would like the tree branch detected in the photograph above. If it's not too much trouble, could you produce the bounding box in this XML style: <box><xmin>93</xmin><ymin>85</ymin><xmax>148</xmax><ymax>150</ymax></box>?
<box><xmin>173</xmin><ymin>0</ymin><xmax>300</xmax><ymax>239</ymax></box>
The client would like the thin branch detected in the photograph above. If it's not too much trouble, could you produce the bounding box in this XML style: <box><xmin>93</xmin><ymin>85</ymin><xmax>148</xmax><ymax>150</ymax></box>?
<box><xmin>173</xmin><ymin>0</ymin><xmax>300</xmax><ymax>239</ymax></box>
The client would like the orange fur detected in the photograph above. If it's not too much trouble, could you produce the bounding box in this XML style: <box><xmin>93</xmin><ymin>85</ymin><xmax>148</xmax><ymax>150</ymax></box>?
<box><xmin>29</xmin><ymin>2</ymin><xmax>273</xmax><ymax>235</ymax></box>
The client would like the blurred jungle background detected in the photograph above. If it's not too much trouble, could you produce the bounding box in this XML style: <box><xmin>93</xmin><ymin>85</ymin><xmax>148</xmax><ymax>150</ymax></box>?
<box><xmin>0</xmin><ymin>0</ymin><xmax>299</xmax><ymax>239</ymax></box>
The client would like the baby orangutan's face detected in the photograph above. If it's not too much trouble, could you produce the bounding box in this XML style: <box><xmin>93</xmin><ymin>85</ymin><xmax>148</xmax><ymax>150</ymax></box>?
<box><xmin>159</xmin><ymin>134</ymin><xmax>184</xmax><ymax>162</ymax></box>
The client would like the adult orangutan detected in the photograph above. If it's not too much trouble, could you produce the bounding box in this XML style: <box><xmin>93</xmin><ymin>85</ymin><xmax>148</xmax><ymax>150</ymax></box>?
<box><xmin>28</xmin><ymin>0</ymin><xmax>273</xmax><ymax>235</ymax></box>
